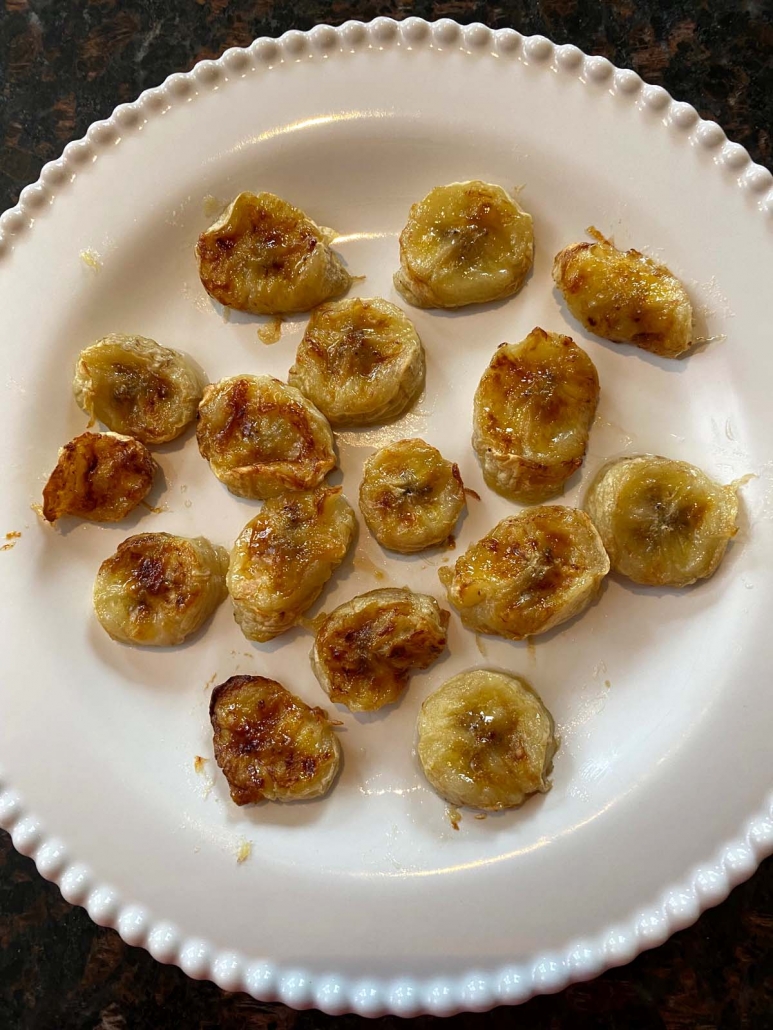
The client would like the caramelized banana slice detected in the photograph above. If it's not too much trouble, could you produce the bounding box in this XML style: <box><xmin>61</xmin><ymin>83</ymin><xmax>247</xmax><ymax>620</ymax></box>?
<box><xmin>417</xmin><ymin>669</ymin><xmax>557</xmax><ymax>811</ymax></box>
<box><xmin>359</xmin><ymin>438</ymin><xmax>466</xmax><ymax>553</ymax></box>
<box><xmin>196</xmin><ymin>374</ymin><xmax>336</xmax><ymax>499</ymax></box>
<box><xmin>311</xmin><ymin>588</ymin><xmax>449</xmax><ymax>712</ymax></box>
<box><xmin>42</xmin><ymin>431</ymin><xmax>155</xmax><ymax>523</ymax></box>
<box><xmin>210</xmin><ymin>675</ymin><xmax>341</xmax><ymax>804</ymax></box>
<box><xmin>94</xmin><ymin>533</ymin><xmax>228</xmax><ymax>646</ymax></box>
<box><xmin>439</xmin><ymin>506</ymin><xmax>609</xmax><ymax>640</ymax></box>
<box><xmin>584</xmin><ymin>455</ymin><xmax>739</xmax><ymax>586</ymax></box>
<box><xmin>227</xmin><ymin>486</ymin><xmax>356</xmax><ymax>642</ymax></box>
<box><xmin>394</xmin><ymin>180</ymin><xmax>534</xmax><ymax>309</ymax></box>
<box><xmin>473</xmin><ymin>328</ymin><xmax>600</xmax><ymax>503</ymax></box>
<box><xmin>73</xmin><ymin>334</ymin><xmax>205</xmax><ymax>445</ymax></box>
<box><xmin>196</xmin><ymin>191</ymin><xmax>351</xmax><ymax>315</ymax></box>
<box><xmin>287</xmin><ymin>297</ymin><xmax>425</xmax><ymax>426</ymax></box>
<box><xmin>553</xmin><ymin>228</ymin><xmax>694</xmax><ymax>358</ymax></box>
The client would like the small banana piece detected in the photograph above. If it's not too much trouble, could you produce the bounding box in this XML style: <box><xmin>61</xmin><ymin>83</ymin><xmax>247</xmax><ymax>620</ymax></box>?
<box><xmin>287</xmin><ymin>297</ymin><xmax>425</xmax><ymax>426</ymax></box>
<box><xmin>227</xmin><ymin>486</ymin><xmax>356</xmax><ymax>642</ymax></box>
<box><xmin>73</xmin><ymin>334</ymin><xmax>205</xmax><ymax>445</ymax></box>
<box><xmin>196</xmin><ymin>191</ymin><xmax>351</xmax><ymax>315</ymax></box>
<box><xmin>417</xmin><ymin>669</ymin><xmax>558</xmax><ymax>811</ymax></box>
<box><xmin>210</xmin><ymin>675</ymin><xmax>341</xmax><ymax>804</ymax></box>
<box><xmin>94</xmin><ymin>533</ymin><xmax>229</xmax><ymax>646</ymax></box>
<box><xmin>359</xmin><ymin>438</ymin><xmax>466</xmax><ymax>553</ymax></box>
<box><xmin>196</xmin><ymin>374</ymin><xmax>336</xmax><ymax>499</ymax></box>
<box><xmin>552</xmin><ymin>228</ymin><xmax>694</xmax><ymax>358</ymax></box>
<box><xmin>311</xmin><ymin>588</ymin><xmax>449</xmax><ymax>712</ymax></box>
<box><xmin>394</xmin><ymin>180</ymin><xmax>534</xmax><ymax>308</ymax></box>
<box><xmin>473</xmin><ymin>328</ymin><xmax>600</xmax><ymax>503</ymax></box>
<box><xmin>584</xmin><ymin>455</ymin><xmax>739</xmax><ymax>586</ymax></box>
<box><xmin>439</xmin><ymin>506</ymin><xmax>609</xmax><ymax>640</ymax></box>
<box><xmin>42</xmin><ymin>431</ymin><xmax>155</xmax><ymax>523</ymax></box>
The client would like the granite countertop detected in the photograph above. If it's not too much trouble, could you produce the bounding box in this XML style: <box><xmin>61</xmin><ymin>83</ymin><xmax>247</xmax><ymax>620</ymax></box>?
<box><xmin>1</xmin><ymin>2</ymin><xmax>772</xmax><ymax>1027</ymax></box>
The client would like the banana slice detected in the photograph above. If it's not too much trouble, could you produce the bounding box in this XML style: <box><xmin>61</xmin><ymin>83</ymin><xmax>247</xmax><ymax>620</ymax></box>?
<box><xmin>584</xmin><ymin>455</ymin><xmax>739</xmax><ymax>586</ymax></box>
<box><xmin>287</xmin><ymin>297</ymin><xmax>425</xmax><ymax>426</ymax></box>
<box><xmin>42</xmin><ymin>431</ymin><xmax>155</xmax><ymax>523</ymax></box>
<box><xmin>417</xmin><ymin>669</ymin><xmax>558</xmax><ymax>811</ymax></box>
<box><xmin>552</xmin><ymin>228</ymin><xmax>694</xmax><ymax>358</ymax></box>
<box><xmin>94</xmin><ymin>533</ymin><xmax>228</xmax><ymax>646</ymax></box>
<box><xmin>227</xmin><ymin>486</ymin><xmax>356</xmax><ymax>642</ymax></box>
<box><xmin>473</xmin><ymin>328</ymin><xmax>600</xmax><ymax>503</ymax></box>
<box><xmin>73</xmin><ymin>334</ymin><xmax>205</xmax><ymax>445</ymax></box>
<box><xmin>359</xmin><ymin>438</ymin><xmax>466</xmax><ymax>553</ymax></box>
<box><xmin>196</xmin><ymin>374</ymin><xmax>336</xmax><ymax>499</ymax></box>
<box><xmin>394</xmin><ymin>180</ymin><xmax>534</xmax><ymax>309</ymax></box>
<box><xmin>311</xmin><ymin>588</ymin><xmax>449</xmax><ymax>712</ymax></box>
<box><xmin>196</xmin><ymin>191</ymin><xmax>351</xmax><ymax>315</ymax></box>
<box><xmin>210</xmin><ymin>675</ymin><xmax>341</xmax><ymax>804</ymax></box>
<box><xmin>439</xmin><ymin>506</ymin><xmax>609</xmax><ymax>640</ymax></box>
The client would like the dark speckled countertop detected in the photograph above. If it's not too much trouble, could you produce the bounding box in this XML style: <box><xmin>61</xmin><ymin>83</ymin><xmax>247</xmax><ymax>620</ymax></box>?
<box><xmin>1</xmin><ymin>2</ymin><xmax>773</xmax><ymax>1028</ymax></box>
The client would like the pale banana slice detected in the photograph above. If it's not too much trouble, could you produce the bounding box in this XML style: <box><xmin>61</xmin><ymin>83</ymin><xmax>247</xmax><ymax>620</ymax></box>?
<box><xmin>359</xmin><ymin>438</ymin><xmax>466</xmax><ymax>553</ymax></box>
<box><xmin>473</xmin><ymin>328</ymin><xmax>600</xmax><ymax>503</ymax></box>
<box><xmin>311</xmin><ymin>588</ymin><xmax>449</xmax><ymax>712</ymax></box>
<box><xmin>552</xmin><ymin>228</ymin><xmax>694</xmax><ymax>358</ymax></box>
<box><xmin>287</xmin><ymin>297</ymin><xmax>425</xmax><ymax>426</ymax></box>
<box><xmin>584</xmin><ymin>455</ymin><xmax>739</xmax><ymax>586</ymax></box>
<box><xmin>227</xmin><ymin>486</ymin><xmax>356</xmax><ymax>642</ymax></box>
<box><xmin>210</xmin><ymin>675</ymin><xmax>341</xmax><ymax>804</ymax></box>
<box><xmin>74</xmin><ymin>334</ymin><xmax>205</xmax><ymax>445</ymax></box>
<box><xmin>394</xmin><ymin>180</ymin><xmax>534</xmax><ymax>308</ymax></box>
<box><xmin>94</xmin><ymin>533</ymin><xmax>228</xmax><ymax>646</ymax></box>
<box><xmin>196</xmin><ymin>191</ymin><xmax>351</xmax><ymax>315</ymax></box>
<box><xmin>196</xmin><ymin>374</ymin><xmax>336</xmax><ymax>499</ymax></box>
<box><xmin>417</xmin><ymin>669</ymin><xmax>558</xmax><ymax>811</ymax></box>
<box><xmin>439</xmin><ymin>506</ymin><xmax>609</xmax><ymax>640</ymax></box>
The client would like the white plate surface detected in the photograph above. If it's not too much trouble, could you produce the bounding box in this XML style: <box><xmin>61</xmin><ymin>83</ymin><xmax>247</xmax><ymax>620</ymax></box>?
<box><xmin>2</xmin><ymin>17</ymin><xmax>773</xmax><ymax>1018</ymax></box>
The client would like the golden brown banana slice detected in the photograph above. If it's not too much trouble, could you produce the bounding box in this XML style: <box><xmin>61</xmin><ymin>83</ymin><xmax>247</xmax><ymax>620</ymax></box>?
<box><xmin>196</xmin><ymin>374</ymin><xmax>336</xmax><ymax>499</ymax></box>
<box><xmin>417</xmin><ymin>669</ymin><xmax>558</xmax><ymax>811</ymax></box>
<box><xmin>473</xmin><ymin>328</ymin><xmax>600</xmax><ymax>504</ymax></box>
<box><xmin>439</xmin><ymin>506</ymin><xmax>609</xmax><ymax>640</ymax></box>
<box><xmin>311</xmin><ymin>588</ymin><xmax>449</xmax><ymax>712</ymax></box>
<box><xmin>73</xmin><ymin>334</ymin><xmax>205</xmax><ymax>445</ymax></box>
<box><xmin>93</xmin><ymin>533</ymin><xmax>228</xmax><ymax>646</ymax></box>
<box><xmin>210</xmin><ymin>675</ymin><xmax>341</xmax><ymax>804</ymax></box>
<box><xmin>42</xmin><ymin>431</ymin><xmax>155</xmax><ymax>523</ymax></box>
<box><xmin>227</xmin><ymin>486</ymin><xmax>356</xmax><ymax>642</ymax></box>
<box><xmin>196</xmin><ymin>191</ymin><xmax>351</xmax><ymax>315</ymax></box>
<box><xmin>287</xmin><ymin>297</ymin><xmax>425</xmax><ymax>426</ymax></box>
<box><xmin>552</xmin><ymin>228</ymin><xmax>694</xmax><ymax>358</ymax></box>
<box><xmin>394</xmin><ymin>180</ymin><xmax>534</xmax><ymax>309</ymax></box>
<box><xmin>584</xmin><ymin>455</ymin><xmax>739</xmax><ymax>586</ymax></box>
<box><xmin>359</xmin><ymin>438</ymin><xmax>466</xmax><ymax>553</ymax></box>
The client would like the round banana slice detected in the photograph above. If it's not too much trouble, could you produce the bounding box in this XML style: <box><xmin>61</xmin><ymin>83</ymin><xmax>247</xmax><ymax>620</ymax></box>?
<box><xmin>196</xmin><ymin>191</ymin><xmax>351</xmax><ymax>315</ymax></box>
<box><xmin>417</xmin><ymin>669</ymin><xmax>558</xmax><ymax>811</ymax></box>
<box><xmin>287</xmin><ymin>297</ymin><xmax>425</xmax><ymax>426</ymax></box>
<box><xmin>359</xmin><ymin>438</ymin><xmax>466</xmax><ymax>553</ymax></box>
<box><xmin>473</xmin><ymin>328</ymin><xmax>600</xmax><ymax>503</ymax></box>
<box><xmin>94</xmin><ymin>533</ymin><xmax>229</xmax><ymax>646</ymax></box>
<box><xmin>552</xmin><ymin>228</ymin><xmax>694</xmax><ymax>358</ymax></box>
<box><xmin>439</xmin><ymin>506</ymin><xmax>609</xmax><ymax>640</ymax></box>
<box><xmin>210</xmin><ymin>675</ymin><xmax>341</xmax><ymax>804</ymax></box>
<box><xmin>584</xmin><ymin>455</ymin><xmax>739</xmax><ymax>586</ymax></box>
<box><xmin>311</xmin><ymin>588</ymin><xmax>449</xmax><ymax>712</ymax></box>
<box><xmin>227</xmin><ymin>486</ymin><xmax>356</xmax><ymax>642</ymax></box>
<box><xmin>394</xmin><ymin>180</ymin><xmax>534</xmax><ymax>309</ymax></box>
<box><xmin>42</xmin><ymin>431</ymin><xmax>155</xmax><ymax>523</ymax></box>
<box><xmin>196</xmin><ymin>374</ymin><xmax>336</xmax><ymax>499</ymax></box>
<box><xmin>73</xmin><ymin>334</ymin><xmax>205</xmax><ymax>445</ymax></box>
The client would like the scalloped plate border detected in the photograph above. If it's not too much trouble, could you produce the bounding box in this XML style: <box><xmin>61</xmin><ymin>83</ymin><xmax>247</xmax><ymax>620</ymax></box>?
<box><xmin>1</xmin><ymin>17</ymin><xmax>773</xmax><ymax>1018</ymax></box>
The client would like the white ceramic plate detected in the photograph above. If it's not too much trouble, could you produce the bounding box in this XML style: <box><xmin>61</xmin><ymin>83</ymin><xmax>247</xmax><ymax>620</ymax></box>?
<box><xmin>2</xmin><ymin>17</ymin><xmax>773</xmax><ymax>1018</ymax></box>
